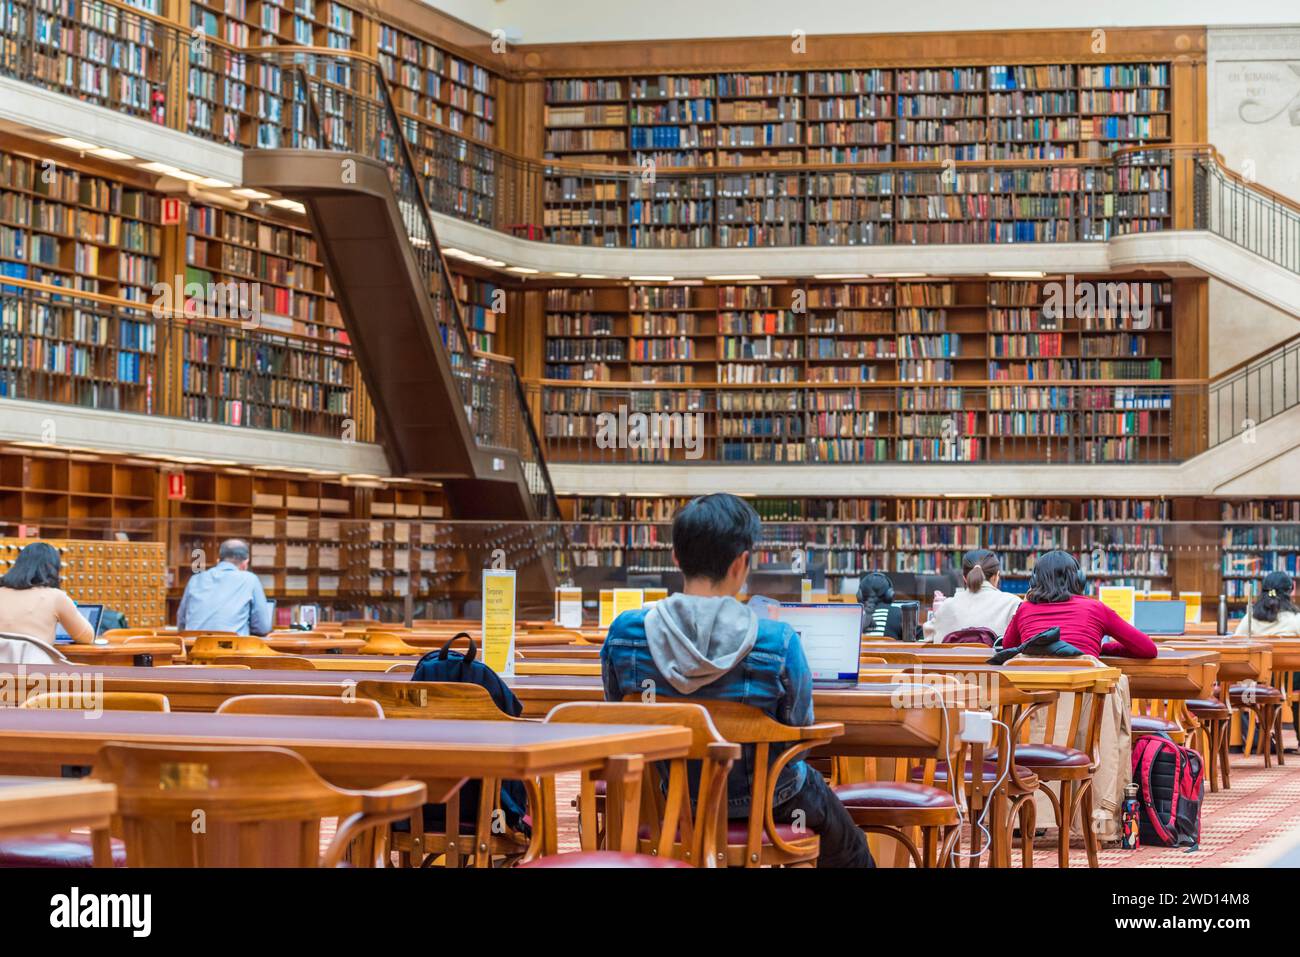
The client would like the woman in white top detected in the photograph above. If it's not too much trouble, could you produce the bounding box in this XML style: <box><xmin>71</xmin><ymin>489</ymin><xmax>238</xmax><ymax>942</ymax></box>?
<box><xmin>1234</xmin><ymin>570</ymin><xmax>1300</xmax><ymax>637</ymax></box>
<box><xmin>0</xmin><ymin>542</ymin><xmax>94</xmax><ymax>647</ymax></box>
<box><xmin>923</xmin><ymin>548</ymin><xmax>1022</xmax><ymax>643</ymax></box>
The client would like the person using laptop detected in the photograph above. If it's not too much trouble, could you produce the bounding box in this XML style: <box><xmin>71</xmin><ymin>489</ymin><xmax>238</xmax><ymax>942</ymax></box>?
<box><xmin>176</xmin><ymin>539</ymin><xmax>273</xmax><ymax>636</ymax></box>
<box><xmin>858</xmin><ymin>571</ymin><xmax>921</xmax><ymax>640</ymax></box>
<box><xmin>1234</xmin><ymin>571</ymin><xmax>1300</xmax><ymax>637</ymax></box>
<box><xmin>602</xmin><ymin>493</ymin><xmax>874</xmax><ymax>868</ymax></box>
<box><xmin>1001</xmin><ymin>550</ymin><xmax>1156</xmax><ymax>659</ymax></box>
<box><xmin>0</xmin><ymin>541</ymin><xmax>94</xmax><ymax>645</ymax></box>
<box><xmin>922</xmin><ymin>549</ymin><xmax>1022</xmax><ymax>643</ymax></box>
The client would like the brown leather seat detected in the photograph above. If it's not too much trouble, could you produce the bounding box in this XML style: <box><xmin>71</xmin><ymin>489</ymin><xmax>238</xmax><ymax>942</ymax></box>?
<box><xmin>1186</xmin><ymin>698</ymin><xmax>1231</xmax><ymax>715</ymax></box>
<box><xmin>1131</xmin><ymin>715</ymin><xmax>1181</xmax><ymax>735</ymax></box>
<box><xmin>909</xmin><ymin>761</ymin><xmax>1035</xmax><ymax>784</ymax></box>
<box><xmin>990</xmin><ymin>742</ymin><xmax>1090</xmax><ymax>768</ymax></box>
<box><xmin>517</xmin><ymin>851</ymin><xmax>691</xmax><ymax>868</ymax></box>
<box><xmin>833</xmin><ymin>781</ymin><xmax>957</xmax><ymax>810</ymax></box>
<box><xmin>0</xmin><ymin>833</ymin><xmax>126</xmax><ymax>868</ymax></box>
<box><xmin>1228</xmin><ymin>684</ymin><xmax>1283</xmax><ymax>703</ymax></box>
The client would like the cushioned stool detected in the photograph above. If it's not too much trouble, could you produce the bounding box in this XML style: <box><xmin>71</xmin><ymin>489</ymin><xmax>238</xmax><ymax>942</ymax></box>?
<box><xmin>832</xmin><ymin>780</ymin><xmax>961</xmax><ymax>868</ymax></box>
<box><xmin>1186</xmin><ymin>697</ymin><xmax>1232</xmax><ymax>791</ymax></box>
<box><xmin>0</xmin><ymin>833</ymin><xmax>125</xmax><ymax>868</ymax></box>
<box><xmin>1228</xmin><ymin>683</ymin><xmax>1285</xmax><ymax>768</ymax></box>
<box><xmin>998</xmin><ymin>743</ymin><xmax>1097</xmax><ymax>868</ymax></box>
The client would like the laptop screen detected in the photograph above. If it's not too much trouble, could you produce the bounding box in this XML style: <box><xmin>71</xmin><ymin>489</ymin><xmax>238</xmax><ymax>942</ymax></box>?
<box><xmin>771</xmin><ymin>602</ymin><xmax>863</xmax><ymax>685</ymax></box>
<box><xmin>1133</xmin><ymin>599</ymin><xmax>1187</xmax><ymax>636</ymax></box>
<box><xmin>55</xmin><ymin>603</ymin><xmax>103</xmax><ymax>641</ymax></box>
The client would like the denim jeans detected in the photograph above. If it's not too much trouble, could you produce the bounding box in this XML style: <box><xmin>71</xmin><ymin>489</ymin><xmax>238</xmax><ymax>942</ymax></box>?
<box><xmin>770</xmin><ymin>770</ymin><xmax>875</xmax><ymax>868</ymax></box>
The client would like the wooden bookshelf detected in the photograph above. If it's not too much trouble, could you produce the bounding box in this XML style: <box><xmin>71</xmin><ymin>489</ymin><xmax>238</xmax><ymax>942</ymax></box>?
<box><xmin>558</xmin><ymin>493</ymin><xmax>1174</xmax><ymax>594</ymax></box>
<box><xmin>541</xmin><ymin>62</ymin><xmax>1174</xmax><ymax>247</ymax></box>
<box><xmin>449</xmin><ymin>271</ymin><xmax>501</xmax><ymax>354</ymax></box>
<box><xmin>1218</xmin><ymin>500</ymin><xmax>1300</xmax><ymax>606</ymax></box>
<box><xmin>539</xmin><ymin>276</ymin><xmax>1176</xmax><ymax>463</ymax></box>
<box><xmin>0</xmin><ymin>147</ymin><xmax>162</xmax><ymax>413</ymax></box>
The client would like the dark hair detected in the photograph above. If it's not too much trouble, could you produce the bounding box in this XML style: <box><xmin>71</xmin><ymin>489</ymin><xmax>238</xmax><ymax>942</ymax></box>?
<box><xmin>1025</xmin><ymin>550</ymin><xmax>1084</xmax><ymax>604</ymax></box>
<box><xmin>962</xmin><ymin>549</ymin><xmax>1001</xmax><ymax>593</ymax></box>
<box><xmin>856</xmin><ymin>571</ymin><xmax>895</xmax><ymax>619</ymax></box>
<box><xmin>219</xmin><ymin>539</ymin><xmax>250</xmax><ymax>563</ymax></box>
<box><xmin>1254</xmin><ymin>571</ymin><xmax>1298</xmax><ymax>623</ymax></box>
<box><xmin>670</xmin><ymin>493</ymin><xmax>761</xmax><ymax>582</ymax></box>
<box><xmin>0</xmin><ymin>541</ymin><xmax>62</xmax><ymax>590</ymax></box>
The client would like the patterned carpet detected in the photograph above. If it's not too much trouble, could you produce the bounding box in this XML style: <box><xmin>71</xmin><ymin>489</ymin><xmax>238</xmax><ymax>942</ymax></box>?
<box><xmin>324</xmin><ymin>743</ymin><xmax>1300</xmax><ymax>867</ymax></box>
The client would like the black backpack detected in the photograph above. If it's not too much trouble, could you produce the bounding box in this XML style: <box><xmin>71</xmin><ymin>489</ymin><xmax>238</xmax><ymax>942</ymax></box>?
<box><xmin>408</xmin><ymin>633</ymin><xmax>529</xmax><ymax>835</ymax></box>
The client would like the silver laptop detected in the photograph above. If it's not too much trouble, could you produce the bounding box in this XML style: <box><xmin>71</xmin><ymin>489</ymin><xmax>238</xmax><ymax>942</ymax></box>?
<box><xmin>770</xmin><ymin>602</ymin><xmax>864</xmax><ymax>688</ymax></box>
<box><xmin>1133</xmin><ymin>599</ymin><xmax>1187</xmax><ymax>636</ymax></box>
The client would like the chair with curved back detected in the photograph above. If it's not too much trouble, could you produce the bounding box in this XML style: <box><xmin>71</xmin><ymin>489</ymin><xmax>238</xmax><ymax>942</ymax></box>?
<box><xmin>187</xmin><ymin>635</ymin><xmax>279</xmax><ymax>662</ymax></box>
<box><xmin>356</xmin><ymin>632</ymin><xmax>425</xmax><ymax>656</ymax></box>
<box><xmin>543</xmin><ymin>701</ymin><xmax>740</xmax><ymax>867</ymax></box>
<box><xmin>22</xmin><ymin>691</ymin><xmax>170</xmax><ymax>712</ymax></box>
<box><xmin>89</xmin><ymin>743</ymin><xmax>425</xmax><ymax>867</ymax></box>
<box><xmin>622</xmin><ymin>697</ymin><xmax>841</xmax><ymax>867</ymax></box>
<box><xmin>216</xmin><ymin>695</ymin><xmax>384</xmax><ymax>719</ymax></box>
<box><xmin>0</xmin><ymin>632</ymin><xmax>70</xmax><ymax>665</ymax></box>
<box><xmin>208</xmin><ymin>655</ymin><xmax>317</xmax><ymax>671</ymax></box>
<box><xmin>355</xmin><ymin>680</ymin><xmax>536</xmax><ymax>868</ymax></box>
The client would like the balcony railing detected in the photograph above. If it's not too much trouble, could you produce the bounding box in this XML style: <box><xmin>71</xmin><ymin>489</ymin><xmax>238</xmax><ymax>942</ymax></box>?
<box><xmin>0</xmin><ymin>279</ymin><xmax>370</xmax><ymax>439</ymax></box>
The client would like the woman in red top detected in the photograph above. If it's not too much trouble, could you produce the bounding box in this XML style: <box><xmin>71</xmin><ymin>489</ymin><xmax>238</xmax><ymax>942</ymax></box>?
<box><xmin>1001</xmin><ymin>550</ymin><xmax>1157</xmax><ymax>659</ymax></box>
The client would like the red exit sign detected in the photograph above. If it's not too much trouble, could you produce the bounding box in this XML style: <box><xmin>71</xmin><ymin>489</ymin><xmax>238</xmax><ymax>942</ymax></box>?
<box><xmin>167</xmin><ymin>472</ymin><xmax>186</xmax><ymax>500</ymax></box>
<box><xmin>161</xmin><ymin>197</ymin><xmax>183</xmax><ymax>225</ymax></box>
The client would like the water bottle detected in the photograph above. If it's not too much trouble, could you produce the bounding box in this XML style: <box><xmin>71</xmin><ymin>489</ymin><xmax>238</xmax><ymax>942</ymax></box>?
<box><xmin>1217</xmin><ymin>594</ymin><xmax>1228</xmax><ymax>635</ymax></box>
<box><xmin>1121</xmin><ymin>783</ymin><xmax>1141</xmax><ymax>849</ymax></box>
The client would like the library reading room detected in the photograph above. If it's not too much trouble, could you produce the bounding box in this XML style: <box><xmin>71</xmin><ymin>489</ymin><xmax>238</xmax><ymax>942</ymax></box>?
<box><xmin>0</xmin><ymin>0</ymin><xmax>1298</xmax><ymax>916</ymax></box>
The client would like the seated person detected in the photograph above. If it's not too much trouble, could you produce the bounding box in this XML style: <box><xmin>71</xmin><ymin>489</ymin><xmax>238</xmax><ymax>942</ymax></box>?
<box><xmin>858</xmin><ymin>571</ymin><xmax>918</xmax><ymax>640</ymax></box>
<box><xmin>922</xmin><ymin>548</ymin><xmax>1021</xmax><ymax>643</ymax></box>
<box><xmin>1234</xmin><ymin>571</ymin><xmax>1300</xmax><ymax>637</ymax></box>
<box><xmin>176</xmin><ymin>539</ymin><xmax>273</xmax><ymax>637</ymax></box>
<box><xmin>602</xmin><ymin>493</ymin><xmax>873</xmax><ymax>868</ymax></box>
<box><xmin>0</xmin><ymin>541</ymin><xmax>94</xmax><ymax>647</ymax></box>
<box><xmin>1001</xmin><ymin>550</ymin><xmax>1156</xmax><ymax>658</ymax></box>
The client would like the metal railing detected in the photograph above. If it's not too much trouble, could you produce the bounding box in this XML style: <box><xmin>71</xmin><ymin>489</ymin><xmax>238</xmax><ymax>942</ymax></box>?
<box><xmin>1209</xmin><ymin>333</ymin><xmax>1300</xmax><ymax>447</ymax></box>
<box><xmin>531</xmin><ymin>380</ymin><xmax>1192</xmax><ymax>465</ymax></box>
<box><xmin>1192</xmin><ymin>146</ymin><xmax>1300</xmax><ymax>274</ymax></box>
<box><xmin>0</xmin><ymin>281</ymin><xmax>366</xmax><ymax>438</ymax></box>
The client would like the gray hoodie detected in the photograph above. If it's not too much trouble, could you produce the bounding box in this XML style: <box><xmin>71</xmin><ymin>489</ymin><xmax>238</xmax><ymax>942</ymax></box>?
<box><xmin>643</xmin><ymin>593</ymin><xmax>759</xmax><ymax>694</ymax></box>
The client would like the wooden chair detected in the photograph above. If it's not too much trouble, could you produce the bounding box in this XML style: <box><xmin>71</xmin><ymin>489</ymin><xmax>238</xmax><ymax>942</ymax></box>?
<box><xmin>157</xmin><ymin>663</ymin><xmax>252</xmax><ymax>670</ymax></box>
<box><xmin>210</xmin><ymin>654</ymin><xmax>317</xmax><ymax>671</ymax></box>
<box><xmin>172</xmin><ymin>630</ymin><xmax>238</xmax><ymax>638</ymax></box>
<box><xmin>99</xmin><ymin>628</ymin><xmax>154</xmax><ymax>641</ymax></box>
<box><xmin>357</xmin><ymin>632</ymin><xmax>425</xmax><ymax>655</ymax></box>
<box><xmin>544</xmin><ymin>702</ymin><xmax>740</xmax><ymax>866</ymax></box>
<box><xmin>1007</xmin><ymin>670</ymin><xmax>1116</xmax><ymax>868</ymax></box>
<box><xmin>832</xmin><ymin>675</ymin><xmax>967</xmax><ymax>868</ymax></box>
<box><xmin>355</xmin><ymin>680</ymin><xmax>536</xmax><ymax>868</ymax></box>
<box><xmin>22</xmin><ymin>691</ymin><xmax>170</xmax><ymax>712</ymax></box>
<box><xmin>188</xmin><ymin>635</ymin><xmax>279</xmax><ymax>662</ymax></box>
<box><xmin>630</xmin><ymin>698</ymin><xmax>840</xmax><ymax>867</ymax></box>
<box><xmin>1187</xmin><ymin>694</ymin><xmax>1233</xmax><ymax>791</ymax></box>
<box><xmin>868</xmin><ymin>651</ymin><xmax>922</xmax><ymax>665</ymax></box>
<box><xmin>89</xmin><ymin>743</ymin><xmax>425</xmax><ymax>867</ymax></box>
<box><xmin>386</xmin><ymin>663</ymin><xmax>416</xmax><ymax>674</ymax></box>
<box><xmin>216</xmin><ymin>695</ymin><xmax>385</xmax><ymax>718</ymax></box>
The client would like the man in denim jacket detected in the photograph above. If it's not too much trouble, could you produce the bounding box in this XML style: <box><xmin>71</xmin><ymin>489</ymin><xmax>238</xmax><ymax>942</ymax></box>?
<box><xmin>601</xmin><ymin>493</ymin><xmax>873</xmax><ymax>867</ymax></box>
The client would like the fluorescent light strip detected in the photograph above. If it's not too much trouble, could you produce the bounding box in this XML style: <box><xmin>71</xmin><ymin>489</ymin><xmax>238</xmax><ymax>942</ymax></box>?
<box><xmin>578</xmin><ymin>274</ymin><xmax>607</xmax><ymax>279</ymax></box>
<box><xmin>89</xmin><ymin>148</ymin><xmax>134</xmax><ymax>161</ymax></box>
<box><xmin>629</xmin><ymin>275</ymin><xmax>673</xmax><ymax>282</ymax></box>
<box><xmin>812</xmin><ymin>273</ymin><xmax>870</xmax><ymax>279</ymax></box>
<box><xmin>705</xmin><ymin>274</ymin><xmax>762</xmax><ymax>281</ymax></box>
<box><xmin>50</xmin><ymin>136</ymin><xmax>96</xmax><ymax>150</ymax></box>
<box><xmin>988</xmin><ymin>270</ymin><xmax>1047</xmax><ymax>278</ymax></box>
<box><xmin>505</xmin><ymin>266</ymin><xmax>540</xmax><ymax>274</ymax></box>
<box><xmin>874</xmin><ymin>271</ymin><xmax>928</xmax><ymax>278</ymax></box>
<box><xmin>232</xmin><ymin>188</ymin><xmax>271</xmax><ymax>200</ymax></box>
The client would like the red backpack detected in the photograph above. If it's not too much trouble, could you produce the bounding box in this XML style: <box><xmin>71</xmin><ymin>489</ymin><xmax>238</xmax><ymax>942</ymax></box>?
<box><xmin>941</xmin><ymin>626</ymin><xmax>998</xmax><ymax>647</ymax></box>
<box><xmin>1130</xmin><ymin>735</ymin><xmax>1204</xmax><ymax>847</ymax></box>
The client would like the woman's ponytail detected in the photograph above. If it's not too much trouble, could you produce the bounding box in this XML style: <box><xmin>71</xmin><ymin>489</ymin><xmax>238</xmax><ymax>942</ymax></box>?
<box><xmin>961</xmin><ymin>549</ymin><xmax>1000</xmax><ymax>594</ymax></box>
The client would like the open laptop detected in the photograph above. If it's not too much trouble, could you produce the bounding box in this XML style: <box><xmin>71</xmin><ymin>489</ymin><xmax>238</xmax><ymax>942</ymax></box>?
<box><xmin>1134</xmin><ymin>599</ymin><xmax>1187</xmax><ymax>636</ymax></box>
<box><xmin>54</xmin><ymin>602</ymin><xmax>103</xmax><ymax>642</ymax></box>
<box><xmin>770</xmin><ymin>602</ymin><xmax>863</xmax><ymax>689</ymax></box>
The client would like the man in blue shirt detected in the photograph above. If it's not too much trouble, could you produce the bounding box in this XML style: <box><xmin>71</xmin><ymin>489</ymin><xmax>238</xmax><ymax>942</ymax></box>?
<box><xmin>601</xmin><ymin>493</ymin><xmax>873</xmax><ymax>867</ymax></box>
<box><xmin>176</xmin><ymin>539</ymin><xmax>273</xmax><ymax>636</ymax></box>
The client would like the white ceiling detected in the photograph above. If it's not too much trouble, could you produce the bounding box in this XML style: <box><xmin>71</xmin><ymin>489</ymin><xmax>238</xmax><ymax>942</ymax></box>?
<box><xmin>428</xmin><ymin>0</ymin><xmax>1298</xmax><ymax>45</ymax></box>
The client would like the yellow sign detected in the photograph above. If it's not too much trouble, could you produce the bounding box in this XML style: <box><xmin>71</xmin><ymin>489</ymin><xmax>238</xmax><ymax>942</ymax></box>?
<box><xmin>554</xmin><ymin>586</ymin><xmax>582</xmax><ymax>629</ymax></box>
<box><xmin>643</xmin><ymin>587</ymin><xmax>668</xmax><ymax>605</ymax></box>
<box><xmin>801</xmin><ymin>579</ymin><xmax>813</xmax><ymax>602</ymax></box>
<box><xmin>1137</xmin><ymin>590</ymin><xmax>1172</xmax><ymax>601</ymax></box>
<box><xmin>1181</xmin><ymin>592</ymin><xmax>1202</xmax><ymax>625</ymax></box>
<box><xmin>599</xmin><ymin>589</ymin><xmax>615</xmax><ymax>629</ymax></box>
<box><xmin>612</xmin><ymin>588</ymin><xmax>644</xmax><ymax>621</ymax></box>
<box><xmin>1098</xmin><ymin>585</ymin><xmax>1136</xmax><ymax>624</ymax></box>
<box><xmin>481</xmin><ymin>569</ymin><xmax>516</xmax><ymax>676</ymax></box>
